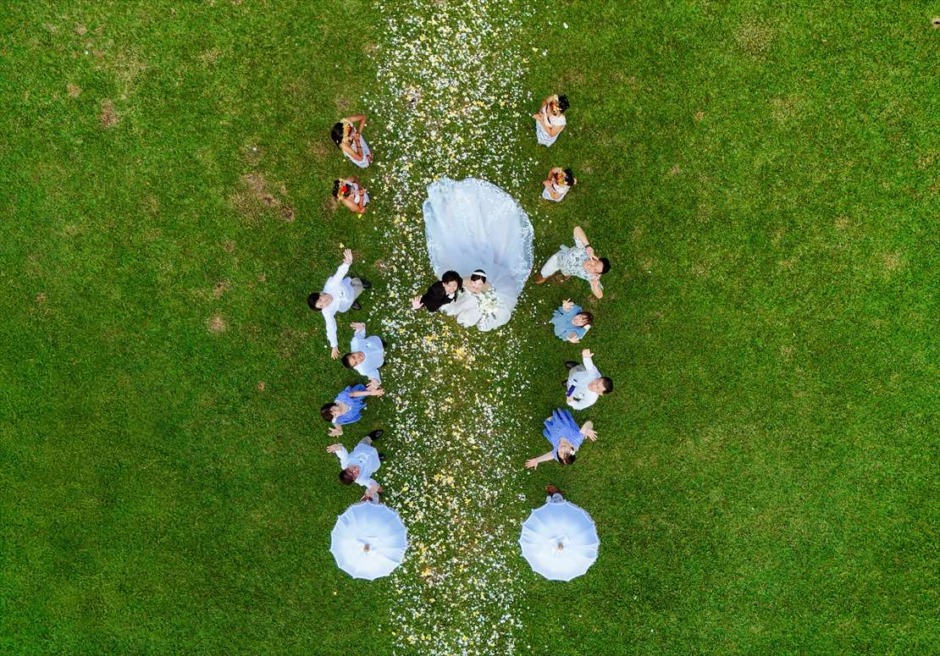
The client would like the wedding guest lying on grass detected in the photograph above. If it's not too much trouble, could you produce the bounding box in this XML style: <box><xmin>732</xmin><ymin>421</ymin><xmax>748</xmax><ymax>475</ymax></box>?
<box><xmin>551</xmin><ymin>299</ymin><xmax>593</xmax><ymax>343</ymax></box>
<box><xmin>308</xmin><ymin>248</ymin><xmax>371</xmax><ymax>359</ymax></box>
<box><xmin>327</xmin><ymin>429</ymin><xmax>384</xmax><ymax>501</ymax></box>
<box><xmin>565</xmin><ymin>349</ymin><xmax>613</xmax><ymax>411</ymax></box>
<box><xmin>333</xmin><ymin>176</ymin><xmax>369</xmax><ymax>215</ymax></box>
<box><xmin>331</xmin><ymin>114</ymin><xmax>373</xmax><ymax>168</ymax></box>
<box><xmin>532</xmin><ymin>94</ymin><xmax>569</xmax><ymax>147</ymax></box>
<box><xmin>525</xmin><ymin>409</ymin><xmax>596</xmax><ymax>469</ymax></box>
<box><xmin>343</xmin><ymin>322</ymin><xmax>385</xmax><ymax>388</ymax></box>
<box><xmin>322</xmin><ymin>383</ymin><xmax>384</xmax><ymax>437</ymax></box>
<box><xmin>542</xmin><ymin>167</ymin><xmax>576</xmax><ymax>202</ymax></box>
<box><xmin>411</xmin><ymin>270</ymin><xmax>463</xmax><ymax>312</ymax></box>
<box><xmin>535</xmin><ymin>225</ymin><xmax>609</xmax><ymax>299</ymax></box>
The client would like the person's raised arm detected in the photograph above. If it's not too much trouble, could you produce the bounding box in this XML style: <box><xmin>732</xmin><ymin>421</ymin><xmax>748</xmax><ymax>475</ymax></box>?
<box><xmin>341</xmin><ymin>140</ymin><xmax>364</xmax><ymax>162</ymax></box>
<box><xmin>324</xmin><ymin>309</ymin><xmax>340</xmax><ymax>354</ymax></box>
<box><xmin>580</xmin><ymin>420</ymin><xmax>597</xmax><ymax>442</ymax></box>
<box><xmin>329</xmin><ymin>249</ymin><xmax>353</xmax><ymax>283</ymax></box>
<box><xmin>581</xmin><ymin>348</ymin><xmax>595</xmax><ymax>371</ymax></box>
<box><xmin>326</xmin><ymin>443</ymin><xmax>350</xmax><ymax>462</ymax></box>
<box><xmin>525</xmin><ymin>451</ymin><xmax>556</xmax><ymax>470</ymax></box>
<box><xmin>544</xmin><ymin>121</ymin><xmax>563</xmax><ymax>137</ymax></box>
<box><xmin>590</xmin><ymin>277</ymin><xmax>604</xmax><ymax>299</ymax></box>
<box><xmin>350</xmin><ymin>387</ymin><xmax>385</xmax><ymax>398</ymax></box>
<box><xmin>573</xmin><ymin>226</ymin><xmax>590</xmax><ymax>247</ymax></box>
<box><xmin>344</xmin><ymin>114</ymin><xmax>367</xmax><ymax>131</ymax></box>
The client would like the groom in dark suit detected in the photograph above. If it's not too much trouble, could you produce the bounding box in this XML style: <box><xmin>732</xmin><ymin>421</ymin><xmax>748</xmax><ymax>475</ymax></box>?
<box><xmin>411</xmin><ymin>270</ymin><xmax>463</xmax><ymax>312</ymax></box>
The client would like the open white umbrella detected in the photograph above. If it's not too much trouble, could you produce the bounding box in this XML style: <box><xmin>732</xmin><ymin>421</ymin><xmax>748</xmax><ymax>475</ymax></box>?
<box><xmin>519</xmin><ymin>500</ymin><xmax>599</xmax><ymax>581</ymax></box>
<box><xmin>330</xmin><ymin>501</ymin><xmax>408</xmax><ymax>581</ymax></box>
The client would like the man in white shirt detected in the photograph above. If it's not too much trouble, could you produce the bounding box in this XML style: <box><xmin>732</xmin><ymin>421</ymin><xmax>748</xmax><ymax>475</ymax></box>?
<box><xmin>326</xmin><ymin>430</ymin><xmax>384</xmax><ymax>501</ymax></box>
<box><xmin>342</xmin><ymin>322</ymin><xmax>385</xmax><ymax>387</ymax></box>
<box><xmin>565</xmin><ymin>349</ymin><xmax>613</xmax><ymax>410</ymax></box>
<box><xmin>307</xmin><ymin>249</ymin><xmax>371</xmax><ymax>359</ymax></box>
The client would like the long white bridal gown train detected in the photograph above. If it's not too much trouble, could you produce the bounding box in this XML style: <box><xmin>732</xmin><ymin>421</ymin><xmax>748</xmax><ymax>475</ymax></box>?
<box><xmin>422</xmin><ymin>178</ymin><xmax>534</xmax><ymax>332</ymax></box>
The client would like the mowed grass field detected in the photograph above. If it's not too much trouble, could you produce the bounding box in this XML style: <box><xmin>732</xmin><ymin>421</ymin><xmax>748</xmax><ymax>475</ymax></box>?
<box><xmin>1</xmin><ymin>1</ymin><xmax>937</xmax><ymax>655</ymax></box>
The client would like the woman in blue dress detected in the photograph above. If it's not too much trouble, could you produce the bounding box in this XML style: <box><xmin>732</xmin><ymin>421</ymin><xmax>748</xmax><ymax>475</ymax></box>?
<box><xmin>321</xmin><ymin>383</ymin><xmax>385</xmax><ymax>436</ymax></box>
<box><xmin>525</xmin><ymin>409</ymin><xmax>596</xmax><ymax>468</ymax></box>
<box><xmin>551</xmin><ymin>299</ymin><xmax>593</xmax><ymax>343</ymax></box>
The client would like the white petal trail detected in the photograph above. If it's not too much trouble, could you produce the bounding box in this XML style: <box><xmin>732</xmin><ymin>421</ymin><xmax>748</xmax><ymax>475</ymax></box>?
<box><xmin>364</xmin><ymin>1</ymin><xmax>537</xmax><ymax>653</ymax></box>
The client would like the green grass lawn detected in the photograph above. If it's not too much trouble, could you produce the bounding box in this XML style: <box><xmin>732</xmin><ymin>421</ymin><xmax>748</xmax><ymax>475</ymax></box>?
<box><xmin>1</xmin><ymin>1</ymin><xmax>937</xmax><ymax>654</ymax></box>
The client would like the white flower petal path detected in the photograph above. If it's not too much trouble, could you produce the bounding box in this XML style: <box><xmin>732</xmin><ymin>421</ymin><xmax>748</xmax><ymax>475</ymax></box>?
<box><xmin>364</xmin><ymin>1</ymin><xmax>539</xmax><ymax>653</ymax></box>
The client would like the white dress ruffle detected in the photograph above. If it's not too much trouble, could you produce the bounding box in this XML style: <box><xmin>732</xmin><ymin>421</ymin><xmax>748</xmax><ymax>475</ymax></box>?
<box><xmin>424</xmin><ymin>178</ymin><xmax>534</xmax><ymax>332</ymax></box>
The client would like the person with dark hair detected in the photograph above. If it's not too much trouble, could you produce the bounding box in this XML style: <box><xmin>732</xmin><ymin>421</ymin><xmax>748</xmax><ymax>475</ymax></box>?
<box><xmin>326</xmin><ymin>429</ymin><xmax>384</xmax><ymax>501</ymax></box>
<box><xmin>551</xmin><ymin>299</ymin><xmax>593</xmax><ymax>343</ymax></box>
<box><xmin>544</xmin><ymin>484</ymin><xmax>566</xmax><ymax>504</ymax></box>
<box><xmin>331</xmin><ymin>114</ymin><xmax>372</xmax><ymax>168</ymax></box>
<box><xmin>440</xmin><ymin>269</ymin><xmax>510</xmax><ymax>330</ymax></box>
<box><xmin>321</xmin><ymin>383</ymin><xmax>384</xmax><ymax>436</ymax></box>
<box><xmin>564</xmin><ymin>348</ymin><xmax>612</xmax><ymax>411</ymax></box>
<box><xmin>422</xmin><ymin>177</ymin><xmax>535</xmax><ymax>331</ymax></box>
<box><xmin>411</xmin><ymin>270</ymin><xmax>463</xmax><ymax>312</ymax></box>
<box><xmin>308</xmin><ymin>248</ymin><xmax>371</xmax><ymax>359</ymax></box>
<box><xmin>534</xmin><ymin>225</ymin><xmax>609</xmax><ymax>299</ymax></box>
<box><xmin>342</xmin><ymin>322</ymin><xmax>385</xmax><ymax>388</ymax></box>
<box><xmin>525</xmin><ymin>409</ymin><xmax>596</xmax><ymax>469</ymax></box>
<box><xmin>332</xmin><ymin>176</ymin><xmax>369</xmax><ymax>214</ymax></box>
<box><xmin>532</xmin><ymin>94</ymin><xmax>569</xmax><ymax>146</ymax></box>
<box><xmin>542</xmin><ymin>167</ymin><xmax>577</xmax><ymax>202</ymax></box>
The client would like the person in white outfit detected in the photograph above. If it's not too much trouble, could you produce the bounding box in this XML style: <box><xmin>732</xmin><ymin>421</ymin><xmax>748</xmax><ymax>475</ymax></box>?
<box><xmin>342</xmin><ymin>322</ymin><xmax>385</xmax><ymax>387</ymax></box>
<box><xmin>565</xmin><ymin>349</ymin><xmax>613</xmax><ymax>411</ymax></box>
<box><xmin>308</xmin><ymin>249</ymin><xmax>371</xmax><ymax>359</ymax></box>
<box><xmin>326</xmin><ymin>430</ymin><xmax>384</xmax><ymax>501</ymax></box>
<box><xmin>542</xmin><ymin>167</ymin><xmax>576</xmax><ymax>202</ymax></box>
<box><xmin>532</xmin><ymin>94</ymin><xmax>569</xmax><ymax>146</ymax></box>
<box><xmin>333</xmin><ymin>176</ymin><xmax>370</xmax><ymax>214</ymax></box>
<box><xmin>331</xmin><ymin>114</ymin><xmax>373</xmax><ymax>168</ymax></box>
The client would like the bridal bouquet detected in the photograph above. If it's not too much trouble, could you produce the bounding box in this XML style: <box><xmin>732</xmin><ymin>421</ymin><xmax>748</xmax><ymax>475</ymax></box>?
<box><xmin>477</xmin><ymin>290</ymin><xmax>500</xmax><ymax>318</ymax></box>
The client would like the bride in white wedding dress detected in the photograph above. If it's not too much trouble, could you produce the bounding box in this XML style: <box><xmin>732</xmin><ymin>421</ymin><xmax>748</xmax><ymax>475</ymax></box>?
<box><xmin>422</xmin><ymin>178</ymin><xmax>534</xmax><ymax>332</ymax></box>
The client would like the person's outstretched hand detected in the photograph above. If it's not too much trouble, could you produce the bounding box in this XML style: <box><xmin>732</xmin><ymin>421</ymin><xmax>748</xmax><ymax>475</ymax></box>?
<box><xmin>331</xmin><ymin>347</ymin><xmax>340</xmax><ymax>360</ymax></box>
<box><xmin>561</xmin><ymin>299</ymin><xmax>574</xmax><ymax>312</ymax></box>
<box><xmin>343</xmin><ymin>248</ymin><xmax>353</xmax><ymax>265</ymax></box>
<box><xmin>410</xmin><ymin>296</ymin><xmax>423</xmax><ymax>310</ymax></box>
<box><xmin>350</xmin><ymin>322</ymin><xmax>366</xmax><ymax>332</ymax></box>
<box><xmin>582</xmin><ymin>348</ymin><xmax>593</xmax><ymax>359</ymax></box>
<box><xmin>326</xmin><ymin>444</ymin><xmax>343</xmax><ymax>454</ymax></box>
<box><xmin>525</xmin><ymin>458</ymin><xmax>540</xmax><ymax>470</ymax></box>
<box><xmin>328</xmin><ymin>425</ymin><xmax>343</xmax><ymax>437</ymax></box>
<box><xmin>580</xmin><ymin>422</ymin><xmax>597</xmax><ymax>441</ymax></box>
<box><xmin>567</xmin><ymin>334</ymin><xmax>581</xmax><ymax>343</ymax></box>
